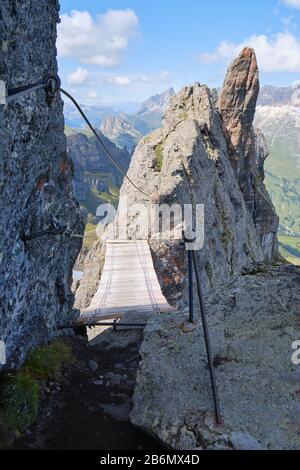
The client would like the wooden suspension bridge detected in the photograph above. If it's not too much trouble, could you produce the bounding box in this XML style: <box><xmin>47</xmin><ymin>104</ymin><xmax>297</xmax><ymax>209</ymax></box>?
<box><xmin>76</xmin><ymin>240</ymin><xmax>174</xmax><ymax>326</ymax></box>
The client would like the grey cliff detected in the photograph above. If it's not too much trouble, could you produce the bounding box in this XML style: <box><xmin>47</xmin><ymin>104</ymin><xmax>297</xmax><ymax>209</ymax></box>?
<box><xmin>0</xmin><ymin>0</ymin><xmax>83</xmax><ymax>370</ymax></box>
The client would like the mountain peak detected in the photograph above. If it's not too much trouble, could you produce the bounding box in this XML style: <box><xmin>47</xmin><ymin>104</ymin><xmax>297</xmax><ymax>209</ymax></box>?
<box><xmin>137</xmin><ymin>87</ymin><xmax>175</xmax><ymax>116</ymax></box>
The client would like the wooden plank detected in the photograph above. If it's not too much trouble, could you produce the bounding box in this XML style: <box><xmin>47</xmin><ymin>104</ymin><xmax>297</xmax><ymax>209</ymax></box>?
<box><xmin>75</xmin><ymin>240</ymin><xmax>174</xmax><ymax>324</ymax></box>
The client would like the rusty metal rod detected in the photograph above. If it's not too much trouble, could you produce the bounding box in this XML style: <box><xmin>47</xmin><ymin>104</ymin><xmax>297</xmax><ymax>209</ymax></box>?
<box><xmin>188</xmin><ymin>249</ymin><xmax>194</xmax><ymax>323</ymax></box>
<box><xmin>192</xmin><ymin>250</ymin><xmax>222</xmax><ymax>424</ymax></box>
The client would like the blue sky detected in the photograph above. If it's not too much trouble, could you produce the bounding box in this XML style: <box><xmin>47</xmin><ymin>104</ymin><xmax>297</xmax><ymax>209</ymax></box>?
<box><xmin>58</xmin><ymin>0</ymin><xmax>300</xmax><ymax>107</ymax></box>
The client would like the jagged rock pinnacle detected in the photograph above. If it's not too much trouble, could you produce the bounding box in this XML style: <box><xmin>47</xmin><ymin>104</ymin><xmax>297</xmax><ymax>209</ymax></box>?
<box><xmin>219</xmin><ymin>47</ymin><xmax>259</xmax><ymax>164</ymax></box>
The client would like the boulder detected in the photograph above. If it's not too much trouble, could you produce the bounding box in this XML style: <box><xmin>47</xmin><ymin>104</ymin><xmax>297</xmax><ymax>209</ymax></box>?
<box><xmin>130</xmin><ymin>265</ymin><xmax>300</xmax><ymax>450</ymax></box>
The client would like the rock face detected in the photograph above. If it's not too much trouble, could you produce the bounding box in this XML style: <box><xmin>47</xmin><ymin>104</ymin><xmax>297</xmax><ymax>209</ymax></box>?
<box><xmin>100</xmin><ymin>89</ymin><xmax>176</xmax><ymax>151</ymax></box>
<box><xmin>75</xmin><ymin>48</ymin><xmax>279</xmax><ymax>309</ymax></box>
<box><xmin>131</xmin><ymin>265</ymin><xmax>300</xmax><ymax>450</ymax></box>
<box><xmin>74</xmin><ymin>238</ymin><xmax>105</xmax><ymax>310</ymax></box>
<box><xmin>219</xmin><ymin>48</ymin><xmax>278</xmax><ymax>256</ymax></box>
<box><xmin>0</xmin><ymin>0</ymin><xmax>84</xmax><ymax>370</ymax></box>
<box><xmin>137</xmin><ymin>88</ymin><xmax>175</xmax><ymax>116</ymax></box>
<box><xmin>100</xmin><ymin>114</ymin><xmax>143</xmax><ymax>151</ymax></box>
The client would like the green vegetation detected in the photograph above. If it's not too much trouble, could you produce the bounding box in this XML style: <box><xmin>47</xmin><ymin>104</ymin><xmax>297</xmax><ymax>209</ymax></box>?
<box><xmin>0</xmin><ymin>373</ymin><xmax>39</xmax><ymax>433</ymax></box>
<box><xmin>22</xmin><ymin>341</ymin><xmax>72</xmax><ymax>381</ymax></box>
<box><xmin>220</xmin><ymin>208</ymin><xmax>233</xmax><ymax>249</ymax></box>
<box><xmin>81</xmin><ymin>184</ymin><xmax>119</xmax><ymax>216</ymax></box>
<box><xmin>262</xmin><ymin>124</ymin><xmax>300</xmax><ymax>235</ymax></box>
<box><xmin>0</xmin><ymin>341</ymin><xmax>72</xmax><ymax>437</ymax></box>
<box><xmin>179</xmin><ymin>111</ymin><xmax>188</xmax><ymax>121</ymax></box>
<box><xmin>220</xmin><ymin>229</ymin><xmax>233</xmax><ymax>248</ymax></box>
<box><xmin>83</xmin><ymin>223</ymin><xmax>98</xmax><ymax>249</ymax></box>
<box><xmin>154</xmin><ymin>143</ymin><xmax>164</xmax><ymax>172</ymax></box>
<box><xmin>64</xmin><ymin>125</ymin><xmax>78</xmax><ymax>137</ymax></box>
<box><xmin>265</xmin><ymin>172</ymin><xmax>300</xmax><ymax>236</ymax></box>
<box><xmin>278</xmin><ymin>235</ymin><xmax>300</xmax><ymax>266</ymax></box>
<box><xmin>242</xmin><ymin>265</ymin><xmax>268</xmax><ymax>276</ymax></box>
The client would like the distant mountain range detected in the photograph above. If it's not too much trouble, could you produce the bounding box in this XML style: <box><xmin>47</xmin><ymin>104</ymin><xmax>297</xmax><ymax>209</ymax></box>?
<box><xmin>137</xmin><ymin>88</ymin><xmax>175</xmax><ymax>115</ymax></box>
<box><xmin>63</xmin><ymin>102</ymin><xmax>119</xmax><ymax>129</ymax></box>
<box><xmin>65</xmin><ymin>88</ymin><xmax>176</xmax><ymax>218</ymax></box>
<box><xmin>67</xmin><ymin>130</ymin><xmax>130</xmax><ymax>216</ymax></box>
<box><xmin>64</xmin><ymin>88</ymin><xmax>175</xmax><ymax>151</ymax></box>
<box><xmin>258</xmin><ymin>85</ymin><xmax>300</xmax><ymax>107</ymax></box>
<box><xmin>255</xmin><ymin>103</ymin><xmax>300</xmax><ymax>236</ymax></box>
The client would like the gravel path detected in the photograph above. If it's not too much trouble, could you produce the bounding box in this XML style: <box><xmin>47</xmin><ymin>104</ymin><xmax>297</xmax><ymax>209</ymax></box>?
<box><xmin>14</xmin><ymin>316</ymin><xmax>163</xmax><ymax>450</ymax></box>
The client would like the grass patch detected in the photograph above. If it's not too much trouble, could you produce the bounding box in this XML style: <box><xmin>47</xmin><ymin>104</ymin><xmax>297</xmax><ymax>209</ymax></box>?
<box><xmin>242</xmin><ymin>265</ymin><xmax>268</xmax><ymax>276</ymax></box>
<box><xmin>278</xmin><ymin>235</ymin><xmax>300</xmax><ymax>266</ymax></box>
<box><xmin>0</xmin><ymin>372</ymin><xmax>39</xmax><ymax>433</ymax></box>
<box><xmin>83</xmin><ymin>223</ymin><xmax>98</xmax><ymax>249</ymax></box>
<box><xmin>64</xmin><ymin>125</ymin><xmax>78</xmax><ymax>137</ymax></box>
<box><xmin>23</xmin><ymin>341</ymin><xmax>72</xmax><ymax>381</ymax></box>
<box><xmin>154</xmin><ymin>143</ymin><xmax>164</xmax><ymax>172</ymax></box>
<box><xmin>85</xmin><ymin>222</ymin><xmax>97</xmax><ymax>232</ymax></box>
<box><xmin>0</xmin><ymin>341</ymin><xmax>72</xmax><ymax>436</ymax></box>
<box><xmin>284</xmin><ymin>257</ymin><xmax>300</xmax><ymax>266</ymax></box>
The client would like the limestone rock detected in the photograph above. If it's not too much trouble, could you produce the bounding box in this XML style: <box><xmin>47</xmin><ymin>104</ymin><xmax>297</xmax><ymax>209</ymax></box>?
<box><xmin>219</xmin><ymin>47</ymin><xmax>278</xmax><ymax>257</ymax></box>
<box><xmin>0</xmin><ymin>1</ymin><xmax>84</xmax><ymax>370</ymax></box>
<box><xmin>228</xmin><ymin>432</ymin><xmax>263</xmax><ymax>451</ymax></box>
<box><xmin>75</xmin><ymin>239</ymin><xmax>105</xmax><ymax>309</ymax></box>
<box><xmin>100</xmin><ymin>114</ymin><xmax>143</xmax><ymax>151</ymax></box>
<box><xmin>130</xmin><ymin>265</ymin><xmax>300</xmax><ymax>450</ymax></box>
<box><xmin>219</xmin><ymin>47</ymin><xmax>259</xmax><ymax>167</ymax></box>
<box><xmin>137</xmin><ymin>88</ymin><xmax>175</xmax><ymax>116</ymax></box>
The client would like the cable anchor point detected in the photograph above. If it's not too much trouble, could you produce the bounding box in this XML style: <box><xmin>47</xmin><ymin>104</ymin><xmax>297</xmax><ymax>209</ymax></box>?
<box><xmin>44</xmin><ymin>74</ymin><xmax>61</xmax><ymax>103</ymax></box>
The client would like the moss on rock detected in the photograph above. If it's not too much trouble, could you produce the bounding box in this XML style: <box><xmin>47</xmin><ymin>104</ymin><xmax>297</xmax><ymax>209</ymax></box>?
<box><xmin>154</xmin><ymin>143</ymin><xmax>164</xmax><ymax>172</ymax></box>
<box><xmin>0</xmin><ymin>340</ymin><xmax>72</xmax><ymax>438</ymax></box>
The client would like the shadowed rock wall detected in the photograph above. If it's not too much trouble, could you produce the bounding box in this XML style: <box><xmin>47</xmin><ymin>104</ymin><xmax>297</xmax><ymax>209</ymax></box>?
<box><xmin>0</xmin><ymin>0</ymin><xmax>84</xmax><ymax>369</ymax></box>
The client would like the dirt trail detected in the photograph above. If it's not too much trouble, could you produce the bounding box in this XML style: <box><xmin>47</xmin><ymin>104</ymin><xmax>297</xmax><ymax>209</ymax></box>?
<box><xmin>14</xmin><ymin>319</ymin><xmax>163</xmax><ymax>450</ymax></box>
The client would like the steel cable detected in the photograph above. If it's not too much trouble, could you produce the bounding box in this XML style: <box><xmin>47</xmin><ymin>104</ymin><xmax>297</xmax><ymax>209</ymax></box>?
<box><xmin>60</xmin><ymin>88</ymin><xmax>154</xmax><ymax>200</ymax></box>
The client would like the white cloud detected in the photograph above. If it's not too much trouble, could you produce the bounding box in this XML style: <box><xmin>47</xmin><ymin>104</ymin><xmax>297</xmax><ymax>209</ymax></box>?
<box><xmin>134</xmin><ymin>71</ymin><xmax>171</xmax><ymax>84</ymax></box>
<box><xmin>200</xmin><ymin>32</ymin><xmax>300</xmax><ymax>72</ymax></box>
<box><xmin>82</xmin><ymin>71</ymin><xmax>171</xmax><ymax>87</ymax></box>
<box><xmin>88</xmin><ymin>90</ymin><xmax>98</xmax><ymax>99</ymax></box>
<box><xmin>107</xmin><ymin>72</ymin><xmax>170</xmax><ymax>86</ymax></box>
<box><xmin>67</xmin><ymin>67</ymin><xmax>89</xmax><ymax>86</ymax></box>
<box><xmin>112</xmin><ymin>76</ymin><xmax>131</xmax><ymax>86</ymax></box>
<box><xmin>282</xmin><ymin>0</ymin><xmax>300</xmax><ymax>10</ymax></box>
<box><xmin>57</xmin><ymin>9</ymin><xmax>139</xmax><ymax>67</ymax></box>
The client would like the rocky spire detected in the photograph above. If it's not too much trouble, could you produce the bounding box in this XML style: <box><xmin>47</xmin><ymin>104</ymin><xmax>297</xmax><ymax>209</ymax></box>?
<box><xmin>219</xmin><ymin>47</ymin><xmax>259</xmax><ymax>170</ymax></box>
<box><xmin>219</xmin><ymin>47</ymin><xmax>278</xmax><ymax>256</ymax></box>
